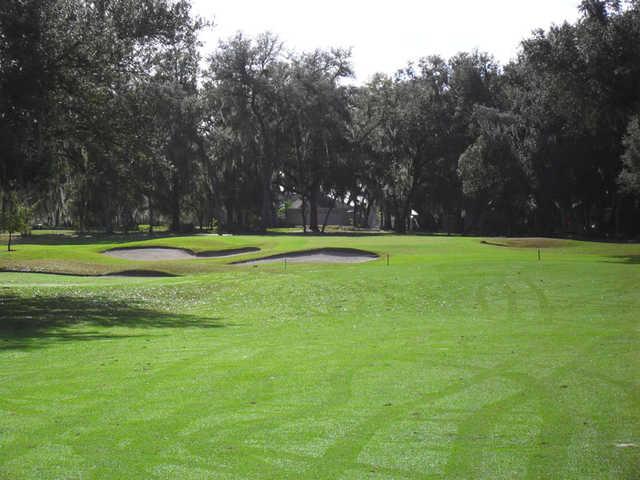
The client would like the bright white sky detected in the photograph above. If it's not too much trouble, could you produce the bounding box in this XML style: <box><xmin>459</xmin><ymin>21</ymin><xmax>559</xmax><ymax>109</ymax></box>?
<box><xmin>191</xmin><ymin>0</ymin><xmax>581</xmax><ymax>83</ymax></box>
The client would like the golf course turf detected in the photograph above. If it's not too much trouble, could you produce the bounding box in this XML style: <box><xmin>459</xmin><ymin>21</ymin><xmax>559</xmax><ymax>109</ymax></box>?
<box><xmin>0</xmin><ymin>233</ymin><xmax>639</xmax><ymax>479</ymax></box>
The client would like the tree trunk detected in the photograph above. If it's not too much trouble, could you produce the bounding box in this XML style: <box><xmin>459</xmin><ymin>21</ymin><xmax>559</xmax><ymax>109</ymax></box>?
<box><xmin>198</xmin><ymin>208</ymin><xmax>205</xmax><ymax>231</ymax></box>
<box><xmin>170</xmin><ymin>175</ymin><xmax>181</xmax><ymax>232</ymax></box>
<box><xmin>105</xmin><ymin>216</ymin><xmax>114</xmax><ymax>234</ymax></box>
<box><xmin>583</xmin><ymin>202</ymin><xmax>590</xmax><ymax>235</ymax></box>
<box><xmin>301</xmin><ymin>195</ymin><xmax>308</xmax><ymax>233</ymax></box>
<box><xmin>7</xmin><ymin>231</ymin><xmax>12</xmax><ymax>251</ymax></box>
<box><xmin>170</xmin><ymin>201</ymin><xmax>181</xmax><ymax>232</ymax></box>
<box><xmin>260</xmin><ymin>171</ymin><xmax>273</xmax><ymax>231</ymax></box>
<box><xmin>321</xmin><ymin>204</ymin><xmax>334</xmax><ymax>233</ymax></box>
<box><xmin>614</xmin><ymin>192</ymin><xmax>621</xmax><ymax>238</ymax></box>
<box><xmin>225</xmin><ymin>201</ymin><xmax>234</xmax><ymax>232</ymax></box>
<box><xmin>395</xmin><ymin>201</ymin><xmax>408</xmax><ymax>234</ymax></box>
<box><xmin>171</xmin><ymin>190</ymin><xmax>181</xmax><ymax>232</ymax></box>
<box><xmin>309</xmin><ymin>182</ymin><xmax>320</xmax><ymax>233</ymax></box>
<box><xmin>383</xmin><ymin>205</ymin><xmax>393</xmax><ymax>231</ymax></box>
<box><xmin>364</xmin><ymin>201</ymin><xmax>372</xmax><ymax>229</ymax></box>
<box><xmin>79</xmin><ymin>200</ymin><xmax>88</xmax><ymax>234</ymax></box>
<box><xmin>352</xmin><ymin>200</ymin><xmax>358</xmax><ymax>228</ymax></box>
<box><xmin>148</xmin><ymin>197</ymin><xmax>154</xmax><ymax>234</ymax></box>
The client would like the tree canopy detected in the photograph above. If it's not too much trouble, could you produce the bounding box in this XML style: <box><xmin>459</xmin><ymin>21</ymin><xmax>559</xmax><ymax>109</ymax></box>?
<box><xmin>2</xmin><ymin>0</ymin><xmax>640</xmax><ymax>236</ymax></box>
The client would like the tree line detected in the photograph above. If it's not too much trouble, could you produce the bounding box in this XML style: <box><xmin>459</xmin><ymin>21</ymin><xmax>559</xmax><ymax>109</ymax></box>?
<box><xmin>1</xmin><ymin>0</ymin><xmax>640</xmax><ymax>236</ymax></box>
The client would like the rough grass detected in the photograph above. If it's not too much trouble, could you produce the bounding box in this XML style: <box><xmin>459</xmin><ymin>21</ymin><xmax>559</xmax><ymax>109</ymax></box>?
<box><xmin>1</xmin><ymin>234</ymin><xmax>639</xmax><ymax>479</ymax></box>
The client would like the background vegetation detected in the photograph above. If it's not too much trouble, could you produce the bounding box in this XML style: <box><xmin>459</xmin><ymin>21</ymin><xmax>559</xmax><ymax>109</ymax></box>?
<box><xmin>2</xmin><ymin>0</ymin><xmax>640</xmax><ymax>237</ymax></box>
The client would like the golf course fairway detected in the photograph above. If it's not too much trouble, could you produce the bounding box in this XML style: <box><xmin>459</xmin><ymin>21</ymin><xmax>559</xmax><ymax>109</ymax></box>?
<box><xmin>1</xmin><ymin>233</ymin><xmax>638</xmax><ymax>479</ymax></box>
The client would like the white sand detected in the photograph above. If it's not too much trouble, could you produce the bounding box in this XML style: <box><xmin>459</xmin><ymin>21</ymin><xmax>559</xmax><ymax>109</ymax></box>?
<box><xmin>104</xmin><ymin>248</ymin><xmax>195</xmax><ymax>261</ymax></box>
<box><xmin>104</xmin><ymin>247</ymin><xmax>259</xmax><ymax>261</ymax></box>
<box><xmin>235</xmin><ymin>249</ymin><xmax>378</xmax><ymax>265</ymax></box>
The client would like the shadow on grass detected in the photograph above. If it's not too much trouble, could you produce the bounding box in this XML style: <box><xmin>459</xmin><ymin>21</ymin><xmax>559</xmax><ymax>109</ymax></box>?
<box><xmin>0</xmin><ymin>294</ymin><xmax>225</xmax><ymax>350</ymax></box>
<box><xmin>7</xmin><ymin>229</ymin><xmax>390</xmax><ymax>246</ymax></box>
<box><xmin>604</xmin><ymin>255</ymin><xmax>640</xmax><ymax>265</ymax></box>
<box><xmin>9</xmin><ymin>232</ymin><xmax>189</xmax><ymax>247</ymax></box>
<box><xmin>260</xmin><ymin>231</ymin><xmax>388</xmax><ymax>238</ymax></box>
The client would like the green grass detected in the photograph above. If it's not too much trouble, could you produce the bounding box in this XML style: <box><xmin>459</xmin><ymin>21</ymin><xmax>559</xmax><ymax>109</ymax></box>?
<box><xmin>1</xmin><ymin>234</ymin><xmax>639</xmax><ymax>479</ymax></box>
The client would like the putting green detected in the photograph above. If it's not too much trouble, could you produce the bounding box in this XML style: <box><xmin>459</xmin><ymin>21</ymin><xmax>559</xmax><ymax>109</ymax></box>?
<box><xmin>0</xmin><ymin>234</ymin><xmax>638</xmax><ymax>479</ymax></box>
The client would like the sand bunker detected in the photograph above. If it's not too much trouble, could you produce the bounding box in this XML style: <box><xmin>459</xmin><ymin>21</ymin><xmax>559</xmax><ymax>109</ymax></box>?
<box><xmin>233</xmin><ymin>248</ymin><xmax>379</xmax><ymax>265</ymax></box>
<box><xmin>103</xmin><ymin>246</ymin><xmax>259</xmax><ymax>261</ymax></box>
